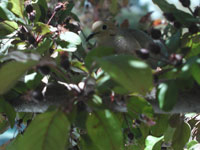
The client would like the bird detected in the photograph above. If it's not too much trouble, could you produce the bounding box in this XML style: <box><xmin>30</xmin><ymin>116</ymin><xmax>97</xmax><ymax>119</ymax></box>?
<box><xmin>86</xmin><ymin>20</ymin><xmax>161</xmax><ymax>68</ymax></box>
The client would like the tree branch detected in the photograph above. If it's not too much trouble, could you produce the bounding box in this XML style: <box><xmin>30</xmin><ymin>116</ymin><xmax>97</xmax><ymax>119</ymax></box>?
<box><xmin>10</xmin><ymin>83</ymin><xmax>200</xmax><ymax>113</ymax></box>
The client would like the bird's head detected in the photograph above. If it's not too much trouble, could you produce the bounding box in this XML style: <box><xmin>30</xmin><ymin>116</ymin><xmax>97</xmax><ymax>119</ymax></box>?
<box><xmin>86</xmin><ymin>20</ymin><xmax>116</xmax><ymax>42</ymax></box>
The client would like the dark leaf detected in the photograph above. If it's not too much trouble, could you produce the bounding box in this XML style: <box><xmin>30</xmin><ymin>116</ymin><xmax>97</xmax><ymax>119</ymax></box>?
<box><xmin>127</xmin><ymin>96</ymin><xmax>153</xmax><ymax>118</ymax></box>
<box><xmin>152</xmin><ymin>0</ymin><xmax>194</xmax><ymax>26</ymax></box>
<box><xmin>84</xmin><ymin>46</ymin><xmax>114</xmax><ymax>69</ymax></box>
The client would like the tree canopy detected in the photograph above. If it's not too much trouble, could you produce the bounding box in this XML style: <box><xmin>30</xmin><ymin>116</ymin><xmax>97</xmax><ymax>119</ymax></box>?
<box><xmin>0</xmin><ymin>0</ymin><xmax>200</xmax><ymax>149</ymax></box>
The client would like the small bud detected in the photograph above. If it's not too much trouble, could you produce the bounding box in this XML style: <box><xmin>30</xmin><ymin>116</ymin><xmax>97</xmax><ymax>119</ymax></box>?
<box><xmin>194</xmin><ymin>7</ymin><xmax>200</xmax><ymax>17</ymax></box>
<box><xmin>27</xmin><ymin>34</ymin><xmax>36</xmax><ymax>45</ymax></box>
<box><xmin>60</xmin><ymin>59</ymin><xmax>70</xmax><ymax>70</ymax></box>
<box><xmin>153</xmin><ymin>74</ymin><xmax>159</xmax><ymax>83</ymax></box>
<box><xmin>179</xmin><ymin>0</ymin><xmax>190</xmax><ymax>7</ymax></box>
<box><xmin>32</xmin><ymin>90</ymin><xmax>43</xmax><ymax>101</ymax></box>
<box><xmin>37</xmin><ymin>65</ymin><xmax>51</xmax><ymax>75</ymax></box>
<box><xmin>135</xmin><ymin>119</ymin><xmax>141</xmax><ymax>125</ymax></box>
<box><xmin>148</xmin><ymin>43</ymin><xmax>161</xmax><ymax>54</ymax></box>
<box><xmin>25</xmin><ymin>4</ymin><xmax>33</xmax><ymax>13</ymax></box>
<box><xmin>127</xmin><ymin>132</ymin><xmax>134</xmax><ymax>140</ymax></box>
<box><xmin>188</xmin><ymin>23</ymin><xmax>199</xmax><ymax>34</ymax></box>
<box><xmin>150</xmin><ymin>28</ymin><xmax>161</xmax><ymax>39</ymax></box>
<box><xmin>54</xmin><ymin>3</ymin><xmax>64</xmax><ymax>12</ymax></box>
<box><xmin>28</xmin><ymin>11</ymin><xmax>36</xmax><ymax>22</ymax></box>
<box><xmin>77</xmin><ymin>101</ymin><xmax>86</xmax><ymax>111</ymax></box>
<box><xmin>169</xmin><ymin>53</ymin><xmax>183</xmax><ymax>66</ymax></box>
<box><xmin>49</xmin><ymin>48</ymin><xmax>54</xmax><ymax>54</ymax></box>
<box><xmin>20</xmin><ymin>26</ymin><xmax>28</xmax><ymax>33</ymax></box>
<box><xmin>173</xmin><ymin>21</ymin><xmax>182</xmax><ymax>29</ymax></box>
<box><xmin>136</xmin><ymin>49</ymin><xmax>149</xmax><ymax>59</ymax></box>
<box><xmin>163</xmin><ymin>13</ymin><xmax>176</xmax><ymax>22</ymax></box>
<box><xmin>18</xmin><ymin>33</ymin><xmax>26</xmax><ymax>41</ymax></box>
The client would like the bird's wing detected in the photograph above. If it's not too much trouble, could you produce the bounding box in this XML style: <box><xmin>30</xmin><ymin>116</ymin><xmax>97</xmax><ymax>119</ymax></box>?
<box><xmin>128</xmin><ymin>29</ymin><xmax>154</xmax><ymax>48</ymax></box>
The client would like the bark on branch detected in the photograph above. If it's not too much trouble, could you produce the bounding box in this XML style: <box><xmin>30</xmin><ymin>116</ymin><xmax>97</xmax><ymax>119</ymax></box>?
<box><xmin>10</xmin><ymin>83</ymin><xmax>200</xmax><ymax>113</ymax></box>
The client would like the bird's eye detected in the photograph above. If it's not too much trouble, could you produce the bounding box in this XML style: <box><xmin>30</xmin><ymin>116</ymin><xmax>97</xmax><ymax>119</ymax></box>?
<box><xmin>102</xmin><ymin>25</ymin><xmax>107</xmax><ymax>30</ymax></box>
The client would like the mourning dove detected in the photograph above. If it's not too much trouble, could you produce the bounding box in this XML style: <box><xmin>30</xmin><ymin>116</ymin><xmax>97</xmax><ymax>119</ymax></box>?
<box><xmin>86</xmin><ymin>20</ymin><xmax>161</xmax><ymax>68</ymax></box>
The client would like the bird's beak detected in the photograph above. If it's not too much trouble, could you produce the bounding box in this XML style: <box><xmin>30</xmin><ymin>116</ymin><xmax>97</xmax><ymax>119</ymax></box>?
<box><xmin>86</xmin><ymin>32</ymin><xmax>100</xmax><ymax>42</ymax></box>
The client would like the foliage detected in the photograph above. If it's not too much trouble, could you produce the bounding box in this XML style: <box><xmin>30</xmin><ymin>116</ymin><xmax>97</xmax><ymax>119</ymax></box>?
<box><xmin>0</xmin><ymin>0</ymin><xmax>200</xmax><ymax>149</ymax></box>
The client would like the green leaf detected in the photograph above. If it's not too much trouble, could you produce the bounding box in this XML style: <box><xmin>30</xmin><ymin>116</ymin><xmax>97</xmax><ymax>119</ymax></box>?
<box><xmin>36</xmin><ymin>38</ymin><xmax>53</xmax><ymax>54</ymax></box>
<box><xmin>191</xmin><ymin>58</ymin><xmax>200</xmax><ymax>85</ymax></box>
<box><xmin>157</xmin><ymin>80</ymin><xmax>178</xmax><ymax>111</ymax></box>
<box><xmin>80</xmin><ymin>135</ymin><xmax>101</xmax><ymax>150</ymax></box>
<box><xmin>0</xmin><ymin>1</ymin><xmax>16</xmax><ymax>21</ymax></box>
<box><xmin>144</xmin><ymin>135</ymin><xmax>164</xmax><ymax>150</ymax></box>
<box><xmin>187</xmin><ymin>140</ymin><xmax>198</xmax><ymax>149</ymax></box>
<box><xmin>57</xmin><ymin>1</ymin><xmax>74</xmax><ymax>23</ymax></box>
<box><xmin>0</xmin><ymin>61</ymin><xmax>37</xmax><ymax>95</ymax></box>
<box><xmin>164</xmin><ymin>126</ymin><xmax>176</xmax><ymax>143</ymax></box>
<box><xmin>152</xmin><ymin>0</ymin><xmax>194</xmax><ymax>26</ymax></box>
<box><xmin>8</xmin><ymin>0</ymin><xmax>24</xmax><ymax>18</ymax></box>
<box><xmin>110</xmin><ymin>0</ymin><xmax>118</xmax><ymax>14</ymax></box>
<box><xmin>33</xmin><ymin>22</ymin><xmax>51</xmax><ymax>36</ymax></box>
<box><xmin>166</xmin><ymin>30</ymin><xmax>181</xmax><ymax>53</ymax></box>
<box><xmin>6</xmin><ymin>134</ymin><xmax>23</xmax><ymax>150</ymax></box>
<box><xmin>84</xmin><ymin>46</ymin><xmax>114</xmax><ymax>69</ymax></box>
<box><xmin>37</xmin><ymin>0</ymin><xmax>48</xmax><ymax>21</ymax></box>
<box><xmin>189</xmin><ymin>144</ymin><xmax>200</xmax><ymax>150</ymax></box>
<box><xmin>0</xmin><ymin>97</ymin><xmax>16</xmax><ymax>127</ymax></box>
<box><xmin>96</xmin><ymin>55</ymin><xmax>153</xmax><ymax>94</ymax></box>
<box><xmin>15</xmin><ymin>110</ymin><xmax>70</xmax><ymax>150</ymax></box>
<box><xmin>127</xmin><ymin>96</ymin><xmax>153</xmax><ymax>118</ymax></box>
<box><xmin>0</xmin><ymin>21</ymin><xmax>18</xmax><ymax>36</ymax></box>
<box><xmin>172</xmin><ymin>122</ymin><xmax>191</xmax><ymax>150</ymax></box>
<box><xmin>169</xmin><ymin>114</ymin><xmax>181</xmax><ymax>128</ymax></box>
<box><xmin>86</xmin><ymin>110</ymin><xmax>123</xmax><ymax>150</ymax></box>
<box><xmin>0</xmin><ymin>114</ymin><xmax>9</xmax><ymax>134</ymax></box>
<box><xmin>59</xmin><ymin>31</ymin><xmax>81</xmax><ymax>45</ymax></box>
<box><xmin>151</xmin><ymin>114</ymin><xmax>169</xmax><ymax>136</ymax></box>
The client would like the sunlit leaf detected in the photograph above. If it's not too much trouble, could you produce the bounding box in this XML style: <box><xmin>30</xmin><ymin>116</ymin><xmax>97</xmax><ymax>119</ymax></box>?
<box><xmin>96</xmin><ymin>55</ymin><xmax>153</xmax><ymax>94</ymax></box>
<box><xmin>187</xmin><ymin>140</ymin><xmax>198</xmax><ymax>149</ymax></box>
<box><xmin>34</xmin><ymin>22</ymin><xmax>51</xmax><ymax>36</ymax></box>
<box><xmin>9</xmin><ymin>0</ymin><xmax>24</xmax><ymax>18</ymax></box>
<box><xmin>144</xmin><ymin>135</ymin><xmax>164</xmax><ymax>150</ymax></box>
<box><xmin>0</xmin><ymin>0</ymin><xmax>17</xmax><ymax>21</ymax></box>
<box><xmin>59</xmin><ymin>31</ymin><xmax>81</xmax><ymax>45</ymax></box>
